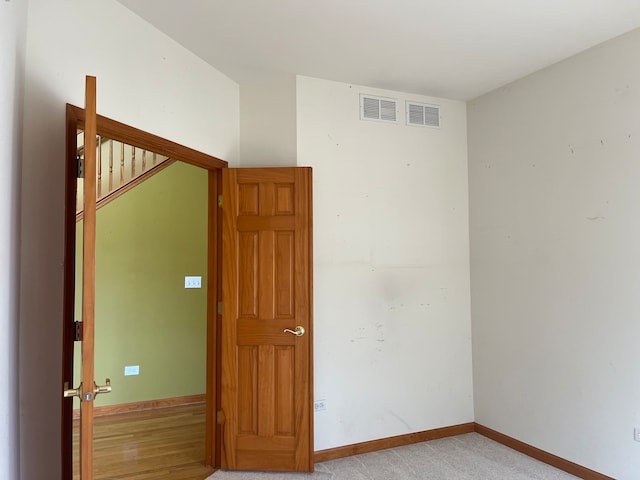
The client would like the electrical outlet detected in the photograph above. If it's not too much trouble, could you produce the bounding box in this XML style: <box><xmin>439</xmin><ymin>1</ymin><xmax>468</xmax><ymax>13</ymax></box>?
<box><xmin>634</xmin><ymin>428</ymin><xmax>640</xmax><ymax>443</ymax></box>
<box><xmin>184</xmin><ymin>276</ymin><xmax>202</xmax><ymax>289</ymax></box>
<box><xmin>314</xmin><ymin>399</ymin><xmax>327</xmax><ymax>412</ymax></box>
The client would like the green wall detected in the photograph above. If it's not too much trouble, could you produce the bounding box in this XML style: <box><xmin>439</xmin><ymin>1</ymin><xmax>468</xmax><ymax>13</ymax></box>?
<box><xmin>74</xmin><ymin>161</ymin><xmax>208</xmax><ymax>407</ymax></box>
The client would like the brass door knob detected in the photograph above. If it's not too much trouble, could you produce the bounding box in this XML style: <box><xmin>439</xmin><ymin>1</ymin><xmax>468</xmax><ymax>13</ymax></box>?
<box><xmin>63</xmin><ymin>381</ymin><xmax>82</xmax><ymax>398</ymax></box>
<box><xmin>94</xmin><ymin>378</ymin><xmax>112</xmax><ymax>396</ymax></box>
<box><xmin>283</xmin><ymin>326</ymin><xmax>305</xmax><ymax>337</ymax></box>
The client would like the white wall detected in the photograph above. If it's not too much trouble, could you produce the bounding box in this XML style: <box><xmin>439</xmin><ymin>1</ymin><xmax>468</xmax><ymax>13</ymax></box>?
<box><xmin>297</xmin><ymin>76</ymin><xmax>473</xmax><ymax>451</ymax></box>
<box><xmin>0</xmin><ymin>2</ymin><xmax>27</xmax><ymax>479</ymax></box>
<box><xmin>239</xmin><ymin>74</ymin><xmax>297</xmax><ymax>167</ymax></box>
<box><xmin>468</xmin><ymin>28</ymin><xmax>640</xmax><ymax>480</ymax></box>
<box><xmin>20</xmin><ymin>0</ymin><xmax>239</xmax><ymax>478</ymax></box>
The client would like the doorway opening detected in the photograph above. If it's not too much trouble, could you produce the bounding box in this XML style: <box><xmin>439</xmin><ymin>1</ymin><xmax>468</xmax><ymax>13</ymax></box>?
<box><xmin>62</xmin><ymin>105</ymin><xmax>227</xmax><ymax>479</ymax></box>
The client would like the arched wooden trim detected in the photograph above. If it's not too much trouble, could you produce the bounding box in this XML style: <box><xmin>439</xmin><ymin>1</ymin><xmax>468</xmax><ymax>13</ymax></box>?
<box><xmin>66</xmin><ymin>104</ymin><xmax>228</xmax><ymax>171</ymax></box>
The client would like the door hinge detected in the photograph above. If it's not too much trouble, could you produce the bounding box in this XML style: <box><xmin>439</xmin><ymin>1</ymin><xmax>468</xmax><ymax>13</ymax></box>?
<box><xmin>217</xmin><ymin>301</ymin><xmax>222</xmax><ymax>315</ymax></box>
<box><xmin>218</xmin><ymin>195</ymin><xmax>223</xmax><ymax>208</ymax></box>
<box><xmin>73</xmin><ymin>321</ymin><xmax>83</xmax><ymax>342</ymax></box>
<box><xmin>76</xmin><ymin>155</ymin><xmax>84</xmax><ymax>179</ymax></box>
<box><xmin>217</xmin><ymin>410</ymin><xmax>225</xmax><ymax>424</ymax></box>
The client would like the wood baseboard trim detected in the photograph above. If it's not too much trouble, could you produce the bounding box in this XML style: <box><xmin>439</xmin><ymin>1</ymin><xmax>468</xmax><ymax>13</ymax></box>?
<box><xmin>72</xmin><ymin>394</ymin><xmax>205</xmax><ymax>419</ymax></box>
<box><xmin>474</xmin><ymin>423</ymin><xmax>614</xmax><ymax>480</ymax></box>
<box><xmin>314</xmin><ymin>422</ymin><xmax>475</xmax><ymax>463</ymax></box>
<box><xmin>314</xmin><ymin>421</ymin><xmax>613</xmax><ymax>479</ymax></box>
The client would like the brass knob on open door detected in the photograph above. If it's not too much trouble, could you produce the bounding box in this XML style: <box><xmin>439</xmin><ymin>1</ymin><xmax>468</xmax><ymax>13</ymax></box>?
<box><xmin>94</xmin><ymin>378</ymin><xmax>112</xmax><ymax>397</ymax></box>
<box><xmin>284</xmin><ymin>326</ymin><xmax>305</xmax><ymax>337</ymax></box>
<box><xmin>63</xmin><ymin>381</ymin><xmax>82</xmax><ymax>398</ymax></box>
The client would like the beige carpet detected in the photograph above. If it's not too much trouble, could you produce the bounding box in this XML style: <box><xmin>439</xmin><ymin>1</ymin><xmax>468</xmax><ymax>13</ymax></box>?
<box><xmin>208</xmin><ymin>433</ymin><xmax>579</xmax><ymax>479</ymax></box>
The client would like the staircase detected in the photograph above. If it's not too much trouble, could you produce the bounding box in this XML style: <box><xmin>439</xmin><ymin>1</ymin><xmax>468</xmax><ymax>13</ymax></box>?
<box><xmin>76</xmin><ymin>131</ymin><xmax>175</xmax><ymax>220</ymax></box>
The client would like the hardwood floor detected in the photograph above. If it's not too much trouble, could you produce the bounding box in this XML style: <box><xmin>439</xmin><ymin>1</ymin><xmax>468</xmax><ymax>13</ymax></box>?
<box><xmin>73</xmin><ymin>403</ymin><xmax>213</xmax><ymax>480</ymax></box>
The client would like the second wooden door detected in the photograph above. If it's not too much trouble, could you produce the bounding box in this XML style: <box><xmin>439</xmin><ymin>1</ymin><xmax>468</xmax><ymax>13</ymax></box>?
<box><xmin>221</xmin><ymin>167</ymin><xmax>313</xmax><ymax>472</ymax></box>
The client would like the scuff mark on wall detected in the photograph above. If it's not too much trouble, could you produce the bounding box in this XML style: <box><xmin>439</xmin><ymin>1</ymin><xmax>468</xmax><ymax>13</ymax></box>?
<box><xmin>387</xmin><ymin>410</ymin><xmax>412</xmax><ymax>431</ymax></box>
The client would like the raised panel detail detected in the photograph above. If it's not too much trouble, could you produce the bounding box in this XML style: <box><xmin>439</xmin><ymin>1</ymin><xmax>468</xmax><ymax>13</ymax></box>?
<box><xmin>258</xmin><ymin>231</ymin><xmax>275</xmax><ymax>320</ymax></box>
<box><xmin>258</xmin><ymin>345</ymin><xmax>275</xmax><ymax>437</ymax></box>
<box><xmin>275</xmin><ymin>184</ymin><xmax>294</xmax><ymax>215</ymax></box>
<box><xmin>238</xmin><ymin>184</ymin><xmax>259</xmax><ymax>216</ymax></box>
<box><xmin>237</xmin><ymin>346</ymin><xmax>258</xmax><ymax>435</ymax></box>
<box><xmin>275</xmin><ymin>346</ymin><xmax>295</xmax><ymax>436</ymax></box>
<box><xmin>238</xmin><ymin>232</ymin><xmax>258</xmax><ymax>317</ymax></box>
<box><xmin>275</xmin><ymin>232</ymin><xmax>294</xmax><ymax>318</ymax></box>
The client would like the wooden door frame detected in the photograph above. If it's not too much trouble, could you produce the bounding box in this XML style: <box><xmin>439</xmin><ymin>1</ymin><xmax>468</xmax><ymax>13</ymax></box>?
<box><xmin>62</xmin><ymin>104</ymin><xmax>227</xmax><ymax>478</ymax></box>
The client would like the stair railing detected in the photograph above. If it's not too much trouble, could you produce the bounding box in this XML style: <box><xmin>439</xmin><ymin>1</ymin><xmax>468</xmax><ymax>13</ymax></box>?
<box><xmin>76</xmin><ymin>131</ymin><xmax>175</xmax><ymax>220</ymax></box>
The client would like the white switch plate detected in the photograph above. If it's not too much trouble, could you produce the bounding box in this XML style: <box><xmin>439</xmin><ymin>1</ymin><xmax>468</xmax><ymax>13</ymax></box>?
<box><xmin>634</xmin><ymin>428</ymin><xmax>640</xmax><ymax>442</ymax></box>
<box><xmin>185</xmin><ymin>276</ymin><xmax>202</xmax><ymax>288</ymax></box>
<box><xmin>124</xmin><ymin>365</ymin><xmax>140</xmax><ymax>376</ymax></box>
<box><xmin>314</xmin><ymin>399</ymin><xmax>327</xmax><ymax>412</ymax></box>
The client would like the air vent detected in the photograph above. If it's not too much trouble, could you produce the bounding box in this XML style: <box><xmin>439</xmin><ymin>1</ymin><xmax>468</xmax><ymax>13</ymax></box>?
<box><xmin>360</xmin><ymin>94</ymin><xmax>397</xmax><ymax>123</ymax></box>
<box><xmin>406</xmin><ymin>101</ymin><xmax>440</xmax><ymax>128</ymax></box>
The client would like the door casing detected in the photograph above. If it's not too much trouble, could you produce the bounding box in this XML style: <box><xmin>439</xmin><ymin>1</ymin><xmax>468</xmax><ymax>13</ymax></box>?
<box><xmin>62</xmin><ymin>104</ymin><xmax>228</xmax><ymax>477</ymax></box>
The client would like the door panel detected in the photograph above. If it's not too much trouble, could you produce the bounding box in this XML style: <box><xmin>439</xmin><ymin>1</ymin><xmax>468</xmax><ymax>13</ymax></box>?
<box><xmin>221</xmin><ymin>167</ymin><xmax>313</xmax><ymax>472</ymax></box>
<box><xmin>81</xmin><ymin>75</ymin><xmax>98</xmax><ymax>480</ymax></box>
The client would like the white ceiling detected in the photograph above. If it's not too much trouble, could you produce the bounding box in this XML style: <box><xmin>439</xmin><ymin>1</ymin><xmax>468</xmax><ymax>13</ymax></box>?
<box><xmin>117</xmin><ymin>0</ymin><xmax>640</xmax><ymax>100</ymax></box>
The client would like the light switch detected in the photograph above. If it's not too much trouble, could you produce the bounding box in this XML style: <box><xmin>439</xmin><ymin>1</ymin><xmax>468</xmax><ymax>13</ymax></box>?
<box><xmin>124</xmin><ymin>365</ymin><xmax>139</xmax><ymax>376</ymax></box>
<box><xmin>185</xmin><ymin>276</ymin><xmax>202</xmax><ymax>288</ymax></box>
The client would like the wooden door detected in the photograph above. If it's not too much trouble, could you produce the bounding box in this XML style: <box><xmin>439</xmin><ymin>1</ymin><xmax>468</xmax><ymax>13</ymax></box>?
<box><xmin>77</xmin><ymin>75</ymin><xmax>99</xmax><ymax>479</ymax></box>
<box><xmin>63</xmin><ymin>76</ymin><xmax>114</xmax><ymax>479</ymax></box>
<box><xmin>221</xmin><ymin>167</ymin><xmax>313</xmax><ymax>472</ymax></box>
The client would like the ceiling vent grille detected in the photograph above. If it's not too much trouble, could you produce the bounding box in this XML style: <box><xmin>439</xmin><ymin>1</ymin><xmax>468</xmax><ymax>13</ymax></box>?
<box><xmin>406</xmin><ymin>101</ymin><xmax>440</xmax><ymax>128</ymax></box>
<box><xmin>360</xmin><ymin>94</ymin><xmax>397</xmax><ymax>123</ymax></box>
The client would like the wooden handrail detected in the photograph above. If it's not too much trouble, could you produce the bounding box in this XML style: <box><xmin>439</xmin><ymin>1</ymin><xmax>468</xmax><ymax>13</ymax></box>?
<box><xmin>76</xmin><ymin>132</ymin><xmax>176</xmax><ymax>220</ymax></box>
<box><xmin>76</xmin><ymin>158</ymin><xmax>176</xmax><ymax>221</ymax></box>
